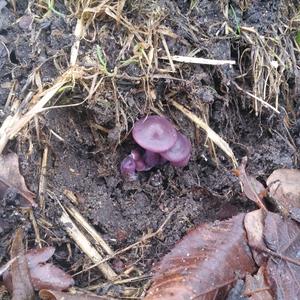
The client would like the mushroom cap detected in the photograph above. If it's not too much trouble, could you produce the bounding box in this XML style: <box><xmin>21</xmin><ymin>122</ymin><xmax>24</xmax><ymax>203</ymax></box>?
<box><xmin>160</xmin><ymin>132</ymin><xmax>191</xmax><ymax>163</ymax></box>
<box><xmin>120</xmin><ymin>156</ymin><xmax>137</xmax><ymax>181</ymax></box>
<box><xmin>132</xmin><ymin>115</ymin><xmax>177</xmax><ymax>153</ymax></box>
<box><xmin>171</xmin><ymin>153</ymin><xmax>191</xmax><ymax>167</ymax></box>
<box><xmin>130</xmin><ymin>149</ymin><xmax>147</xmax><ymax>171</ymax></box>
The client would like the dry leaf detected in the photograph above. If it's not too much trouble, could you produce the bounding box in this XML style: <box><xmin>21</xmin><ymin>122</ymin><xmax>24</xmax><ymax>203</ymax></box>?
<box><xmin>244</xmin><ymin>209</ymin><xmax>266</xmax><ymax>266</ymax></box>
<box><xmin>0</xmin><ymin>257</ymin><xmax>18</xmax><ymax>277</ymax></box>
<box><xmin>245</xmin><ymin>210</ymin><xmax>300</xmax><ymax>299</ymax></box>
<box><xmin>234</xmin><ymin>157</ymin><xmax>266</xmax><ymax>209</ymax></box>
<box><xmin>26</xmin><ymin>247</ymin><xmax>55</xmax><ymax>269</ymax></box>
<box><xmin>10</xmin><ymin>229</ymin><xmax>35</xmax><ymax>300</ymax></box>
<box><xmin>30</xmin><ymin>263</ymin><xmax>74</xmax><ymax>291</ymax></box>
<box><xmin>4</xmin><ymin>246</ymin><xmax>74</xmax><ymax>292</ymax></box>
<box><xmin>244</xmin><ymin>265</ymin><xmax>273</xmax><ymax>300</ymax></box>
<box><xmin>145</xmin><ymin>214</ymin><xmax>256</xmax><ymax>300</ymax></box>
<box><xmin>39</xmin><ymin>289</ymin><xmax>114</xmax><ymax>300</ymax></box>
<box><xmin>266</xmin><ymin>169</ymin><xmax>300</xmax><ymax>216</ymax></box>
<box><xmin>145</xmin><ymin>208</ymin><xmax>300</xmax><ymax>299</ymax></box>
<box><xmin>0</xmin><ymin>152</ymin><xmax>36</xmax><ymax>206</ymax></box>
<box><xmin>264</xmin><ymin>212</ymin><xmax>300</xmax><ymax>300</ymax></box>
<box><xmin>290</xmin><ymin>207</ymin><xmax>300</xmax><ymax>223</ymax></box>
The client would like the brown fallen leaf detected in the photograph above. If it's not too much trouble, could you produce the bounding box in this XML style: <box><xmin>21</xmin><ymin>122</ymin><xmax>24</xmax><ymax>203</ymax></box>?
<box><xmin>0</xmin><ymin>152</ymin><xmax>36</xmax><ymax>207</ymax></box>
<box><xmin>10</xmin><ymin>229</ymin><xmax>35</xmax><ymax>300</ymax></box>
<box><xmin>145</xmin><ymin>214</ymin><xmax>257</xmax><ymax>300</ymax></box>
<box><xmin>0</xmin><ymin>257</ymin><xmax>18</xmax><ymax>277</ymax></box>
<box><xmin>26</xmin><ymin>246</ymin><xmax>55</xmax><ymax>269</ymax></box>
<box><xmin>233</xmin><ymin>157</ymin><xmax>267</xmax><ymax>210</ymax></box>
<box><xmin>39</xmin><ymin>289</ymin><xmax>114</xmax><ymax>300</ymax></box>
<box><xmin>244</xmin><ymin>265</ymin><xmax>273</xmax><ymax>300</ymax></box>
<box><xmin>30</xmin><ymin>263</ymin><xmax>74</xmax><ymax>291</ymax></box>
<box><xmin>264</xmin><ymin>212</ymin><xmax>300</xmax><ymax>300</ymax></box>
<box><xmin>290</xmin><ymin>207</ymin><xmax>300</xmax><ymax>223</ymax></box>
<box><xmin>4</xmin><ymin>246</ymin><xmax>74</xmax><ymax>292</ymax></box>
<box><xmin>245</xmin><ymin>209</ymin><xmax>300</xmax><ymax>299</ymax></box>
<box><xmin>244</xmin><ymin>209</ymin><xmax>267</xmax><ymax>266</ymax></box>
<box><xmin>266</xmin><ymin>169</ymin><xmax>300</xmax><ymax>216</ymax></box>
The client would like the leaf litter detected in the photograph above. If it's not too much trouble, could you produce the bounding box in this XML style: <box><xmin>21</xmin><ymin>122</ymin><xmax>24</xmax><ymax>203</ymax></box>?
<box><xmin>0</xmin><ymin>152</ymin><xmax>36</xmax><ymax>207</ymax></box>
<box><xmin>0</xmin><ymin>0</ymin><xmax>299</xmax><ymax>299</ymax></box>
<box><xmin>3</xmin><ymin>232</ymin><xmax>74</xmax><ymax>296</ymax></box>
<box><xmin>233</xmin><ymin>157</ymin><xmax>267</xmax><ymax>210</ymax></box>
<box><xmin>145</xmin><ymin>160</ymin><xmax>300</xmax><ymax>300</ymax></box>
<box><xmin>264</xmin><ymin>212</ymin><xmax>300</xmax><ymax>300</ymax></box>
<box><xmin>8</xmin><ymin>228</ymin><xmax>35</xmax><ymax>300</ymax></box>
<box><xmin>266</xmin><ymin>169</ymin><xmax>300</xmax><ymax>216</ymax></box>
<box><xmin>144</xmin><ymin>214</ymin><xmax>257</xmax><ymax>300</ymax></box>
<box><xmin>244</xmin><ymin>265</ymin><xmax>273</xmax><ymax>300</ymax></box>
<box><xmin>1</xmin><ymin>154</ymin><xmax>298</xmax><ymax>299</ymax></box>
<box><xmin>39</xmin><ymin>289</ymin><xmax>114</xmax><ymax>300</ymax></box>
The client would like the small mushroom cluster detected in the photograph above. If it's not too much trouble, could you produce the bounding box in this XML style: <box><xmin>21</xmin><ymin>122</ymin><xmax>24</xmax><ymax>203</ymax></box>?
<box><xmin>121</xmin><ymin>115</ymin><xmax>191</xmax><ymax>180</ymax></box>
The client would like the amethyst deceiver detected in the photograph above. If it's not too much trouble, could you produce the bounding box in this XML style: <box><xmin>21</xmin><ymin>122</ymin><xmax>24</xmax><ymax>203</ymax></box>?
<box><xmin>160</xmin><ymin>132</ymin><xmax>191</xmax><ymax>165</ymax></box>
<box><xmin>144</xmin><ymin>150</ymin><xmax>161</xmax><ymax>169</ymax></box>
<box><xmin>132</xmin><ymin>115</ymin><xmax>178</xmax><ymax>153</ymax></box>
<box><xmin>120</xmin><ymin>115</ymin><xmax>192</xmax><ymax>180</ymax></box>
<box><xmin>120</xmin><ymin>155</ymin><xmax>137</xmax><ymax>181</ymax></box>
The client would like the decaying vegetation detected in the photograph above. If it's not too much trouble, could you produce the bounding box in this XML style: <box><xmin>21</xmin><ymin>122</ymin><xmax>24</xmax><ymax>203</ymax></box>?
<box><xmin>0</xmin><ymin>0</ymin><xmax>299</xmax><ymax>299</ymax></box>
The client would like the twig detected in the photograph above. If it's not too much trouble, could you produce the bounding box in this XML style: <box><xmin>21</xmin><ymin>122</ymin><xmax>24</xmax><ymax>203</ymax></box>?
<box><xmin>243</xmin><ymin>287</ymin><xmax>272</xmax><ymax>297</ymax></box>
<box><xmin>60</xmin><ymin>210</ymin><xmax>117</xmax><ymax>280</ymax></box>
<box><xmin>253</xmin><ymin>245</ymin><xmax>300</xmax><ymax>267</ymax></box>
<box><xmin>231</xmin><ymin>80</ymin><xmax>280</xmax><ymax>114</ymax></box>
<box><xmin>39</xmin><ymin>146</ymin><xmax>49</xmax><ymax>211</ymax></box>
<box><xmin>63</xmin><ymin>189</ymin><xmax>80</xmax><ymax>205</ymax></box>
<box><xmin>160</xmin><ymin>55</ymin><xmax>235</xmax><ymax>65</ymax></box>
<box><xmin>0</xmin><ymin>257</ymin><xmax>18</xmax><ymax>276</ymax></box>
<box><xmin>70</xmin><ymin>18</ymin><xmax>84</xmax><ymax>66</ymax></box>
<box><xmin>160</xmin><ymin>34</ymin><xmax>176</xmax><ymax>72</ymax></box>
<box><xmin>171</xmin><ymin>100</ymin><xmax>237</xmax><ymax>166</ymax></box>
<box><xmin>87</xmin><ymin>274</ymin><xmax>150</xmax><ymax>291</ymax></box>
<box><xmin>65</xmin><ymin>205</ymin><xmax>114</xmax><ymax>256</ymax></box>
<box><xmin>73</xmin><ymin>210</ymin><xmax>175</xmax><ymax>277</ymax></box>
<box><xmin>29</xmin><ymin>209</ymin><xmax>42</xmax><ymax>248</ymax></box>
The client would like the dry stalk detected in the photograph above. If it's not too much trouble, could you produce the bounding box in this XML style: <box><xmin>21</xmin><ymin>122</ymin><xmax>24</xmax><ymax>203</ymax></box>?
<box><xmin>60</xmin><ymin>210</ymin><xmax>117</xmax><ymax>281</ymax></box>
<box><xmin>29</xmin><ymin>209</ymin><xmax>42</xmax><ymax>248</ymax></box>
<box><xmin>231</xmin><ymin>81</ymin><xmax>280</xmax><ymax>114</ymax></box>
<box><xmin>238</xmin><ymin>26</ymin><xmax>293</xmax><ymax>114</ymax></box>
<box><xmin>73</xmin><ymin>210</ymin><xmax>174</xmax><ymax>277</ymax></box>
<box><xmin>116</xmin><ymin>0</ymin><xmax>127</xmax><ymax>24</ymax></box>
<box><xmin>70</xmin><ymin>17</ymin><xmax>84</xmax><ymax>66</ymax></box>
<box><xmin>65</xmin><ymin>205</ymin><xmax>114</xmax><ymax>256</ymax></box>
<box><xmin>160</xmin><ymin>34</ymin><xmax>176</xmax><ymax>72</ymax></box>
<box><xmin>0</xmin><ymin>257</ymin><xmax>18</xmax><ymax>276</ymax></box>
<box><xmin>160</xmin><ymin>55</ymin><xmax>236</xmax><ymax>65</ymax></box>
<box><xmin>38</xmin><ymin>146</ymin><xmax>49</xmax><ymax>211</ymax></box>
<box><xmin>171</xmin><ymin>100</ymin><xmax>238</xmax><ymax>167</ymax></box>
<box><xmin>0</xmin><ymin>67</ymin><xmax>83</xmax><ymax>154</ymax></box>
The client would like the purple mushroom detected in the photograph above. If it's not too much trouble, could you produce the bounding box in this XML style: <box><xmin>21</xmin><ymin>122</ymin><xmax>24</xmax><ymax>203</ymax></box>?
<box><xmin>120</xmin><ymin>115</ymin><xmax>192</xmax><ymax>180</ymax></box>
<box><xmin>144</xmin><ymin>150</ymin><xmax>161</xmax><ymax>169</ymax></box>
<box><xmin>132</xmin><ymin>115</ymin><xmax>178</xmax><ymax>153</ymax></box>
<box><xmin>130</xmin><ymin>149</ymin><xmax>147</xmax><ymax>171</ymax></box>
<box><xmin>120</xmin><ymin>155</ymin><xmax>137</xmax><ymax>181</ymax></box>
<box><xmin>170</xmin><ymin>153</ymin><xmax>191</xmax><ymax>167</ymax></box>
<box><xmin>160</xmin><ymin>133</ymin><xmax>191</xmax><ymax>167</ymax></box>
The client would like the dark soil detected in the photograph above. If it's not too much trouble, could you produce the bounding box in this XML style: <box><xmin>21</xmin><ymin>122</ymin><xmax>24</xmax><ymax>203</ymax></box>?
<box><xmin>0</xmin><ymin>0</ymin><xmax>299</xmax><ymax>299</ymax></box>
